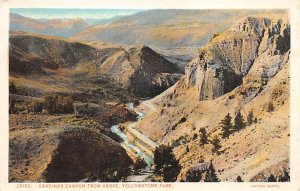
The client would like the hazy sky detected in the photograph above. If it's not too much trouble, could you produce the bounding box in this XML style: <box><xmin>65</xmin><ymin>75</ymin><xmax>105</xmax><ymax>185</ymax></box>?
<box><xmin>10</xmin><ymin>8</ymin><xmax>143</xmax><ymax>19</ymax></box>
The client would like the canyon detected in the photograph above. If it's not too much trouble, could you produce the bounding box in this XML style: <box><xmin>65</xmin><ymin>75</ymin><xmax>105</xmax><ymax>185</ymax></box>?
<box><xmin>9</xmin><ymin>10</ymin><xmax>289</xmax><ymax>182</ymax></box>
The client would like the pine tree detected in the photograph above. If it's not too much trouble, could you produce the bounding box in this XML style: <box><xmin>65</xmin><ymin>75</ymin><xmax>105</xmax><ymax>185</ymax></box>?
<box><xmin>247</xmin><ymin>110</ymin><xmax>254</xmax><ymax>126</ymax></box>
<box><xmin>236</xmin><ymin>175</ymin><xmax>243</xmax><ymax>182</ymax></box>
<box><xmin>220</xmin><ymin>113</ymin><xmax>232</xmax><ymax>138</ymax></box>
<box><xmin>278</xmin><ymin>170</ymin><xmax>290</xmax><ymax>182</ymax></box>
<box><xmin>154</xmin><ymin>145</ymin><xmax>181</xmax><ymax>182</ymax></box>
<box><xmin>267</xmin><ymin>174</ymin><xmax>277</xmax><ymax>182</ymax></box>
<box><xmin>204</xmin><ymin>161</ymin><xmax>220</xmax><ymax>182</ymax></box>
<box><xmin>199</xmin><ymin>128</ymin><xmax>208</xmax><ymax>146</ymax></box>
<box><xmin>211</xmin><ymin>135</ymin><xmax>222</xmax><ymax>155</ymax></box>
<box><xmin>234</xmin><ymin>110</ymin><xmax>246</xmax><ymax>131</ymax></box>
<box><xmin>186</xmin><ymin>145</ymin><xmax>190</xmax><ymax>152</ymax></box>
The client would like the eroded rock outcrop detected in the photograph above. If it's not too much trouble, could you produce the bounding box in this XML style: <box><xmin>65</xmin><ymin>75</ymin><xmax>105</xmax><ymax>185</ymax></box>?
<box><xmin>185</xmin><ymin>17</ymin><xmax>290</xmax><ymax>100</ymax></box>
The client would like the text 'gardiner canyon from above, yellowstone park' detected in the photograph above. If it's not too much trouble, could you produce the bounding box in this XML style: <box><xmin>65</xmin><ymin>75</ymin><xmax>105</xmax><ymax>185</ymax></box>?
<box><xmin>9</xmin><ymin>9</ymin><xmax>290</xmax><ymax>183</ymax></box>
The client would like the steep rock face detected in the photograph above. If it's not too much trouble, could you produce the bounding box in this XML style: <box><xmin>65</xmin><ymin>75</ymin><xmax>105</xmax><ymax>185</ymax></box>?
<box><xmin>136</xmin><ymin>16</ymin><xmax>290</xmax><ymax>181</ymax></box>
<box><xmin>99</xmin><ymin>45</ymin><xmax>182</xmax><ymax>97</ymax></box>
<box><xmin>185</xmin><ymin>17</ymin><xmax>290</xmax><ymax>100</ymax></box>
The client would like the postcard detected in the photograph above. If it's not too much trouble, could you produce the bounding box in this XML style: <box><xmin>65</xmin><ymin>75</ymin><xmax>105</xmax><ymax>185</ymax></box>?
<box><xmin>1</xmin><ymin>0</ymin><xmax>300</xmax><ymax>191</ymax></box>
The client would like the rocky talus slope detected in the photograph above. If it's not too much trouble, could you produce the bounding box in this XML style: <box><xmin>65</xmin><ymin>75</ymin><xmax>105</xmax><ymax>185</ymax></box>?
<box><xmin>136</xmin><ymin>16</ymin><xmax>290</xmax><ymax>181</ymax></box>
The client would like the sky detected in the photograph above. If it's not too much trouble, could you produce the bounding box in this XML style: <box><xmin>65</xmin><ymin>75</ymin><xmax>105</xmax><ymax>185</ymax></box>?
<box><xmin>10</xmin><ymin>8</ymin><xmax>143</xmax><ymax>19</ymax></box>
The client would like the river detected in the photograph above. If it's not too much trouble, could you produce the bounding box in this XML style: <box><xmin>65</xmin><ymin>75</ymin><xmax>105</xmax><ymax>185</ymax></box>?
<box><xmin>111</xmin><ymin>103</ymin><xmax>156</xmax><ymax>168</ymax></box>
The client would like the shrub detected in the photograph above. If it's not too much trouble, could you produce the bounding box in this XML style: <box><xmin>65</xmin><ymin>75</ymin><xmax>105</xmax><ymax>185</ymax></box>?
<box><xmin>267</xmin><ymin>102</ymin><xmax>274</xmax><ymax>112</ymax></box>
<box><xmin>236</xmin><ymin>175</ymin><xmax>243</xmax><ymax>182</ymax></box>
<box><xmin>254</xmin><ymin>117</ymin><xmax>258</xmax><ymax>123</ymax></box>
<box><xmin>193</xmin><ymin>133</ymin><xmax>197</xmax><ymax>140</ymax></box>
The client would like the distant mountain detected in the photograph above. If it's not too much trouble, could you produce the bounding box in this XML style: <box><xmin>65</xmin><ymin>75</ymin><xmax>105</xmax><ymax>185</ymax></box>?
<box><xmin>85</xmin><ymin>15</ymin><xmax>124</xmax><ymax>26</ymax></box>
<box><xmin>70</xmin><ymin>9</ymin><xmax>287</xmax><ymax>68</ymax></box>
<box><xmin>10</xmin><ymin>13</ymin><xmax>90</xmax><ymax>38</ymax></box>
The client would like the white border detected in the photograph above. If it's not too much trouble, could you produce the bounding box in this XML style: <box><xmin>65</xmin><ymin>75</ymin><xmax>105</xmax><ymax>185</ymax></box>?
<box><xmin>1</xmin><ymin>0</ymin><xmax>300</xmax><ymax>191</ymax></box>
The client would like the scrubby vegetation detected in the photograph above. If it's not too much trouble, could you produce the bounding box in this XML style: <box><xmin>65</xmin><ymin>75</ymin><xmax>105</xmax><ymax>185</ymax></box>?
<box><xmin>9</xmin><ymin>83</ymin><xmax>74</xmax><ymax>114</ymax></box>
<box><xmin>171</xmin><ymin>135</ymin><xmax>190</xmax><ymax>147</ymax></box>
<box><xmin>44</xmin><ymin>95</ymin><xmax>74</xmax><ymax>114</ymax></box>
<box><xmin>9</xmin><ymin>95</ymin><xmax>74</xmax><ymax>114</ymax></box>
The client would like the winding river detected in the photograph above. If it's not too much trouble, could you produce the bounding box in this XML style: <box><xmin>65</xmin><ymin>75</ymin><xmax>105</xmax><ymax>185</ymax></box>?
<box><xmin>111</xmin><ymin>103</ymin><xmax>155</xmax><ymax>167</ymax></box>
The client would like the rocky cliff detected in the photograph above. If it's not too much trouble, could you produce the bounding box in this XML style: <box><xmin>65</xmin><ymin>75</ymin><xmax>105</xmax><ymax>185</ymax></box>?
<box><xmin>185</xmin><ymin>17</ymin><xmax>290</xmax><ymax>100</ymax></box>
<box><xmin>136</xmin><ymin>16</ymin><xmax>290</xmax><ymax>181</ymax></box>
